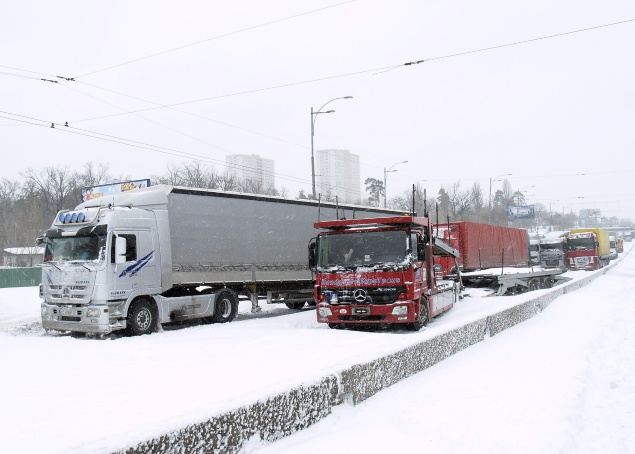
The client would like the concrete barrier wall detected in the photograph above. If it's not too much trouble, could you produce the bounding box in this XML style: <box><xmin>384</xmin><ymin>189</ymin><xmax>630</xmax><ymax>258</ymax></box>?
<box><xmin>115</xmin><ymin>259</ymin><xmax>622</xmax><ymax>453</ymax></box>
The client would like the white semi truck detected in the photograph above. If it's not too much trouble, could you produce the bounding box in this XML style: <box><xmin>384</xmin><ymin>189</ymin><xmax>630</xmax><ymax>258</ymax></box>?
<box><xmin>38</xmin><ymin>185</ymin><xmax>399</xmax><ymax>336</ymax></box>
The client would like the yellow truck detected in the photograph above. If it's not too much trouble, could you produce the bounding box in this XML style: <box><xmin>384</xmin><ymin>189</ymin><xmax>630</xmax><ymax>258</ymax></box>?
<box><xmin>567</xmin><ymin>228</ymin><xmax>611</xmax><ymax>270</ymax></box>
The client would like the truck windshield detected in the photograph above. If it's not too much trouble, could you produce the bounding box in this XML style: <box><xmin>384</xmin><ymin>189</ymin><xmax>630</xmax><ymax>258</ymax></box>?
<box><xmin>44</xmin><ymin>234</ymin><xmax>106</xmax><ymax>263</ymax></box>
<box><xmin>541</xmin><ymin>242</ymin><xmax>564</xmax><ymax>251</ymax></box>
<box><xmin>317</xmin><ymin>230</ymin><xmax>408</xmax><ymax>268</ymax></box>
<box><xmin>568</xmin><ymin>237</ymin><xmax>595</xmax><ymax>251</ymax></box>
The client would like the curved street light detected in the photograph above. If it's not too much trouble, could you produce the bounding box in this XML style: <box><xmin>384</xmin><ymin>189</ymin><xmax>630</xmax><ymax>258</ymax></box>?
<box><xmin>383</xmin><ymin>160</ymin><xmax>408</xmax><ymax>208</ymax></box>
<box><xmin>489</xmin><ymin>173</ymin><xmax>512</xmax><ymax>212</ymax></box>
<box><xmin>310</xmin><ymin>96</ymin><xmax>353</xmax><ymax>199</ymax></box>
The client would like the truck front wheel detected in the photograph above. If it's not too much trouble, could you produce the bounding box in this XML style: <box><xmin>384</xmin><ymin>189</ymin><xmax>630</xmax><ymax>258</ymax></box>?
<box><xmin>406</xmin><ymin>298</ymin><xmax>429</xmax><ymax>331</ymax></box>
<box><xmin>127</xmin><ymin>298</ymin><xmax>158</xmax><ymax>336</ymax></box>
<box><xmin>212</xmin><ymin>290</ymin><xmax>238</xmax><ymax>323</ymax></box>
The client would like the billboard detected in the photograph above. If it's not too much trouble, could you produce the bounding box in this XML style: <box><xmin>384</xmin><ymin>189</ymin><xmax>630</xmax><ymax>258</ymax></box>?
<box><xmin>81</xmin><ymin>179</ymin><xmax>150</xmax><ymax>202</ymax></box>
<box><xmin>507</xmin><ymin>205</ymin><xmax>535</xmax><ymax>220</ymax></box>
<box><xmin>579</xmin><ymin>209</ymin><xmax>601</xmax><ymax>219</ymax></box>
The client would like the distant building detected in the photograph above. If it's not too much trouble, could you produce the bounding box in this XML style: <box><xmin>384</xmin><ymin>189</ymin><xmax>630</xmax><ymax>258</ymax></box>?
<box><xmin>2</xmin><ymin>247</ymin><xmax>44</xmax><ymax>267</ymax></box>
<box><xmin>226</xmin><ymin>154</ymin><xmax>275</xmax><ymax>191</ymax></box>
<box><xmin>316</xmin><ymin>149</ymin><xmax>361</xmax><ymax>204</ymax></box>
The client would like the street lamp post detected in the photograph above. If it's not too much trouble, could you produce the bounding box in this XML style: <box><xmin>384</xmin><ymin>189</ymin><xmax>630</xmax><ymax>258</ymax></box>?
<box><xmin>489</xmin><ymin>173</ymin><xmax>512</xmax><ymax>212</ymax></box>
<box><xmin>383</xmin><ymin>161</ymin><xmax>408</xmax><ymax>208</ymax></box>
<box><xmin>516</xmin><ymin>186</ymin><xmax>535</xmax><ymax>205</ymax></box>
<box><xmin>310</xmin><ymin>96</ymin><xmax>353</xmax><ymax>199</ymax></box>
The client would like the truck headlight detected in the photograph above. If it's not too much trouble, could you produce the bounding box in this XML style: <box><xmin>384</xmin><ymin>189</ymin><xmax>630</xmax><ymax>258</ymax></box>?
<box><xmin>41</xmin><ymin>305</ymin><xmax>48</xmax><ymax>316</ymax></box>
<box><xmin>318</xmin><ymin>307</ymin><xmax>332</xmax><ymax>317</ymax></box>
<box><xmin>391</xmin><ymin>306</ymin><xmax>408</xmax><ymax>315</ymax></box>
<box><xmin>86</xmin><ymin>308</ymin><xmax>101</xmax><ymax>317</ymax></box>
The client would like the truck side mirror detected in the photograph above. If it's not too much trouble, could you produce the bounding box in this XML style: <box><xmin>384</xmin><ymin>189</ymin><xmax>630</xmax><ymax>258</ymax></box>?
<box><xmin>115</xmin><ymin>236</ymin><xmax>127</xmax><ymax>264</ymax></box>
<box><xmin>308</xmin><ymin>238</ymin><xmax>317</xmax><ymax>270</ymax></box>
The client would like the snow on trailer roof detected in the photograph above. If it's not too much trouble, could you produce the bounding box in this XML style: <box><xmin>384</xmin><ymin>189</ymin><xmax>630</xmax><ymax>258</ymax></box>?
<box><xmin>77</xmin><ymin>184</ymin><xmax>404</xmax><ymax>217</ymax></box>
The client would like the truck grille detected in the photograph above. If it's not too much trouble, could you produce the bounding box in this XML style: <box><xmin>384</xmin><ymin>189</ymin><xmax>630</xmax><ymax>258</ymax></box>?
<box><xmin>322</xmin><ymin>286</ymin><xmax>406</xmax><ymax>305</ymax></box>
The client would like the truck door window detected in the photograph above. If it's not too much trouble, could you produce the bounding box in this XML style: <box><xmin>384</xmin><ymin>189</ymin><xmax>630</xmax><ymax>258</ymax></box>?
<box><xmin>111</xmin><ymin>234</ymin><xmax>137</xmax><ymax>263</ymax></box>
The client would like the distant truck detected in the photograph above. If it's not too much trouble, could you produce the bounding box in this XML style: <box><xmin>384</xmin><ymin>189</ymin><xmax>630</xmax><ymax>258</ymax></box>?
<box><xmin>539</xmin><ymin>231</ymin><xmax>569</xmax><ymax>269</ymax></box>
<box><xmin>567</xmin><ymin>228</ymin><xmax>611</xmax><ymax>270</ymax></box>
<box><xmin>528</xmin><ymin>233</ymin><xmax>541</xmax><ymax>266</ymax></box>
<box><xmin>609</xmin><ymin>235</ymin><xmax>618</xmax><ymax>259</ymax></box>
<box><xmin>37</xmin><ymin>185</ymin><xmax>400</xmax><ymax>336</ymax></box>
<box><xmin>433</xmin><ymin>221</ymin><xmax>529</xmax><ymax>277</ymax></box>
<box><xmin>311</xmin><ymin>215</ymin><xmax>460</xmax><ymax>330</ymax></box>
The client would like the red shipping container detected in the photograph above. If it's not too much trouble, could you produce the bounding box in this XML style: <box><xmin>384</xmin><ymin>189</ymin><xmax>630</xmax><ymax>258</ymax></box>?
<box><xmin>434</xmin><ymin>221</ymin><xmax>529</xmax><ymax>276</ymax></box>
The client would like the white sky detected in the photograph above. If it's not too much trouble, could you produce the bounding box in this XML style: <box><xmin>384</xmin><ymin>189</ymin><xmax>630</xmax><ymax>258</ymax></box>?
<box><xmin>1</xmin><ymin>246</ymin><xmax>633</xmax><ymax>453</ymax></box>
<box><xmin>1</xmin><ymin>1</ymin><xmax>634</xmax><ymax>219</ymax></box>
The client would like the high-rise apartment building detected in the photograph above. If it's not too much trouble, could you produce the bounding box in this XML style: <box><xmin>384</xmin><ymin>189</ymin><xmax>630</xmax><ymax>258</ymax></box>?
<box><xmin>226</xmin><ymin>154</ymin><xmax>275</xmax><ymax>191</ymax></box>
<box><xmin>315</xmin><ymin>149</ymin><xmax>361</xmax><ymax>204</ymax></box>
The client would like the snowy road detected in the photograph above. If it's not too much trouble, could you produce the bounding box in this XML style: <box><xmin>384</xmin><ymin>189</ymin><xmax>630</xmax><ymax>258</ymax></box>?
<box><xmin>0</xmin><ymin>245</ymin><xmax>633</xmax><ymax>453</ymax></box>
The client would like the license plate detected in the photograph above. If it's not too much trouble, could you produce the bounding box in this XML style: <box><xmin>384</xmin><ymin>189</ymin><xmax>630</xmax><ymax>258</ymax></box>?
<box><xmin>62</xmin><ymin>309</ymin><xmax>73</xmax><ymax>316</ymax></box>
<box><xmin>353</xmin><ymin>307</ymin><xmax>370</xmax><ymax>315</ymax></box>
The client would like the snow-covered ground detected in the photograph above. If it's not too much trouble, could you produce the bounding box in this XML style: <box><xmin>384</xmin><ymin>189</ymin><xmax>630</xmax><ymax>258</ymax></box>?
<box><xmin>1</xmin><ymin>245</ymin><xmax>633</xmax><ymax>453</ymax></box>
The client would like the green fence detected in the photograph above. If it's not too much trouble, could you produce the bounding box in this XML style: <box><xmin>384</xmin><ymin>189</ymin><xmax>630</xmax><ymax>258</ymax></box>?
<box><xmin>0</xmin><ymin>267</ymin><xmax>42</xmax><ymax>288</ymax></box>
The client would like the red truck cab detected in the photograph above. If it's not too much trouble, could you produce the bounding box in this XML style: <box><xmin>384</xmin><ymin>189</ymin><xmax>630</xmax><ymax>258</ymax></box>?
<box><xmin>310</xmin><ymin>216</ymin><xmax>459</xmax><ymax>331</ymax></box>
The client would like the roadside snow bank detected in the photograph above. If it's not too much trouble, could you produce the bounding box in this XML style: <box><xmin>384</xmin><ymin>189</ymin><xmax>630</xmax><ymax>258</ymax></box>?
<box><xmin>116</xmin><ymin>257</ymin><xmax>623</xmax><ymax>453</ymax></box>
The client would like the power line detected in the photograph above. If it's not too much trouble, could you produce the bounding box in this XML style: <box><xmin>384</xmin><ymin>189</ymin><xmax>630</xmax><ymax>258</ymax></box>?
<box><xmin>0</xmin><ymin>110</ymin><xmax>313</xmax><ymax>187</ymax></box>
<box><xmin>66</xmin><ymin>17</ymin><xmax>635</xmax><ymax>123</ymax></box>
<box><xmin>66</xmin><ymin>80</ymin><xmax>307</xmax><ymax>149</ymax></box>
<box><xmin>75</xmin><ymin>0</ymin><xmax>357</xmax><ymax>78</ymax></box>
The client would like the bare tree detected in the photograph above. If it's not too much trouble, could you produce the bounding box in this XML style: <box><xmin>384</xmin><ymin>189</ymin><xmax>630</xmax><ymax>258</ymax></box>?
<box><xmin>216</xmin><ymin>171</ymin><xmax>241</xmax><ymax>191</ymax></box>
<box><xmin>181</xmin><ymin>162</ymin><xmax>216</xmax><ymax>188</ymax></box>
<box><xmin>76</xmin><ymin>162</ymin><xmax>111</xmax><ymax>188</ymax></box>
<box><xmin>469</xmin><ymin>181</ymin><xmax>485</xmax><ymax>221</ymax></box>
<box><xmin>0</xmin><ymin>178</ymin><xmax>21</xmax><ymax>251</ymax></box>
<box><xmin>20</xmin><ymin>167</ymin><xmax>78</xmax><ymax>219</ymax></box>
<box><xmin>447</xmin><ymin>181</ymin><xmax>471</xmax><ymax>219</ymax></box>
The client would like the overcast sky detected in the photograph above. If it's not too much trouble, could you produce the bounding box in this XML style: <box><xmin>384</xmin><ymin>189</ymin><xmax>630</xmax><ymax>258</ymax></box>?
<box><xmin>2</xmin><ymin>0</ymin><xmax>634</xmax><ymax>220</ymax></box>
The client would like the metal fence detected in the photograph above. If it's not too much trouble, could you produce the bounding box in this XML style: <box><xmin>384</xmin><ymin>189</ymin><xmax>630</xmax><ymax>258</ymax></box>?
<box><xmin>0</xmin><ymin>267</ymin><xmax>41</xmax><ymax>288</ymax></box>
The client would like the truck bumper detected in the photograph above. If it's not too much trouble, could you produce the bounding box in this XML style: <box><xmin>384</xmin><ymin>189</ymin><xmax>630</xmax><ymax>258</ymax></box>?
<box><xmin>316</xmin><ymin>301</ymin><xmax>416</xmax><ymax>325</ymax></box>
<box><xmin>41</xmin><ymin>302</ymin><xmax>121</xmax><ymax>334</ymax></box>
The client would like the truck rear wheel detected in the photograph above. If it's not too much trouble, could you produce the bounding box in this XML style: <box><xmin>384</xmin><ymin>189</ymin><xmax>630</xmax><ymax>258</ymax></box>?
<box><xmin>127</xmin><ymin>298</ymin><xmax>157</xmax><ymax>336</ymax></box>
<box><xmin>542</xmin><ymin>277</ymin><xmax>555</xmax><ymax>288</ymax></box>
<box><xmin>212</xmin><ymin>290</ymin><xmax>238</xmax><ymax>323</ymax></box>
<box><xmin>285</xmin><ymin>302</ymin><xmax>306</xmax><ymax>310</ymax></box>
<box><xmin>406</xmin><ymin>298</ymin><xmax>429</xmax><ymax>331</ymax></box>
<box><xmin>528</xmin><ymin>278</ymin><xmax>541</xmax><ymax>291</ymax></box>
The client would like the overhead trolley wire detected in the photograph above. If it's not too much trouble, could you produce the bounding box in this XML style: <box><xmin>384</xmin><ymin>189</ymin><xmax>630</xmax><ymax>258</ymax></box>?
<box><xmin>63</xmin><ymin>17</ymin><xmax>635</xmax><ymax>123</ymax></box>
<box><xmin>0</xmin><ymin>110</ymin><xmax>314</xmax><ymax>188</ymax></box>
<box><xmin>75</xmin><ymin>0</ymin><xmax>357</xmax><ymax>78</ymax></box>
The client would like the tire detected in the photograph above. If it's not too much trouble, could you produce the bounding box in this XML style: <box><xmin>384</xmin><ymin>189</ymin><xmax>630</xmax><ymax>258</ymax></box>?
<box><xmin>406</xmin><ymin>298</ymin><xmax>429</xmax><ymax>331</ymax></box>
<box><xmin>528</xmin><ymin>278</ymin><xmax>541</xmax><ymax>292</ymax></box>
<box><xmin>212</xmin><ymin>290</ymin><xmax>238</xmax><ymax>323</ymax></box>
<box><xmin>543</xmin><ymin>277</ymin><xmax>555</xmax><ymax>289</ymax></box>
<box><xmin>127</xmin><ymin>298</ymin><xmax>158</xmax><ymax>336</ymax></box>
<box><xmin>285</xmin><ymin>302</ymin><xmax>306</xmax><ymax>310</ymax></box>
<box><xmin>328</xmin><ymin>323</ymin><xmax>342</xmax><ymax>329</ymax></box>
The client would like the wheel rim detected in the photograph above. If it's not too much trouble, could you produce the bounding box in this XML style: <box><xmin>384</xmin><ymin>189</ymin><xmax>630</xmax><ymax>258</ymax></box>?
<box><xmin>136</xmin><ymin>307</ymin><xmax>152</xmax><ymax>331</ymax></box>
<box><xmin>420</xmin><ymin>300</ymin><xmax>428</xmax><ymax>323</ymax></box>
<box><xmin>219</xmin><ymin>298</ymin><xmax>232</xmax><ymax>317</ymax></box>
